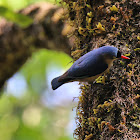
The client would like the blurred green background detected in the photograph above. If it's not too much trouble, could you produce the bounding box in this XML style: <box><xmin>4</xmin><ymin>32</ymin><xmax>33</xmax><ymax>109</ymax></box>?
<box><xmin>0</xmin><ymin>0</ymin><xmax>80</xmax><ymax>140</ymax></box>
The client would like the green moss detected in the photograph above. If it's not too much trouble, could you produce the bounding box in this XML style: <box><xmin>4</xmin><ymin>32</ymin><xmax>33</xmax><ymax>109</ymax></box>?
<box><xmin>134</xmin><ymin>48</ymin><xmax>140</xmax><ymax>51</ymax></box>
<box><xmin>110</xmin><ymin>5</ymin><xmax>118</xmax><ymax>12</ymax></box>
<box><xmin>124</xmin><ymin>53</ymin><xmax>131</xmax><ymax>56</ymax></box>
<box><xmin>96</xmin><ymin>22</ymin><xmax>105</xmax><ymax>32</ymax></box>
<box><xmin>87</xmin><ymin>12</ymin><xmax>93</xmax><ymax>17</ymax></box>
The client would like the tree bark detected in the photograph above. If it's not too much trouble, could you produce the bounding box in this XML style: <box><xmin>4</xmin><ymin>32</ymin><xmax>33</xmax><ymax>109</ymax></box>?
<box><xmin>0</xmin><ymin>2</ymin><xmax>73</xmax><ymax>89</ymax></box>
<box><xmin>62</xmin><ymin>0</ymin><xmax>140</xmax><ymax>139</ymax></box>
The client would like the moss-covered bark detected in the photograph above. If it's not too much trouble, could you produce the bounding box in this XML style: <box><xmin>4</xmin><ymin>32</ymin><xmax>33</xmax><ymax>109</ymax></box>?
<box><xmin>62</xmin><ymin>0</ymin><xmax>140</xmax><ymax>139</ymax></box>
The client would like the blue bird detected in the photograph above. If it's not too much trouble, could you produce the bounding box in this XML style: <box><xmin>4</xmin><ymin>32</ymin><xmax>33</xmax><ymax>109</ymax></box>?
<box><xmin>51</xmin><ymin>46</ymin><xmax>130</xmax><ymax>90</ymax></box>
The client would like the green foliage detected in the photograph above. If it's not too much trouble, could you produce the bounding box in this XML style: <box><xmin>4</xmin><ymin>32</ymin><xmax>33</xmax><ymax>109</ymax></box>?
<box><xmin>0</xmin><ymin>6</ymin><xmax>33</xmax><ymax>28</ymax></box>
<box><xmin>0</xmin><ymin>94</ymin><xmax>73</xmax><ymax>140</ymax></box>
<box><xmin>0</xmin><ymin>0</ymin><xmax>57</xmax><ymax>11</ymax></box>
<box><xmin>0</xmin><ymin>0</ymin><xmax>59</xmax><ymax>27</ymax></box>
<box><xmin>21</xmin><ymin>50</ymin><xmax>72</xmax><ymax>93</ymax></box>
<box><xmin>0</xmin><ymin>50</ymin><xmax>73</xmax><ymax>140</ymax></box>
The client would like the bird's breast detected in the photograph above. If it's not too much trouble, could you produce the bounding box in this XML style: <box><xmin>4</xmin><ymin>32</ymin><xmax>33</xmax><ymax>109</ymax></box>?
<box><xmin>78</xmin><ymin>59</ymin><xmax>114</xmax><ymax>83</ymax></box>
<box><xmin>78</xmin><ymin>73</ymin><xmax>104</xmax><ymax>82</ymax></box>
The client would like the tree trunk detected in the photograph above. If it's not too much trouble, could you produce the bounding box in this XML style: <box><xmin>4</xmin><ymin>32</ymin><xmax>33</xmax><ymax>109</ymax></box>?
<box><xmin>62</xmin><ymin>0</ymin><xmax>140</xmax><ymax>139</ymax></box>
<box><xmin>0</xmin><ymin>2</ymin><xmax>73</xmax><ymax>89</ymax></box>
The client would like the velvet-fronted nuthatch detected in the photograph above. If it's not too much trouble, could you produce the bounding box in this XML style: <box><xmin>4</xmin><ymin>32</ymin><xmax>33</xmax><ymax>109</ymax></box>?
<box><xmin>51</xmin><ymin>46</ymin><xmax>130</xmax><ymax>90</ymax></box>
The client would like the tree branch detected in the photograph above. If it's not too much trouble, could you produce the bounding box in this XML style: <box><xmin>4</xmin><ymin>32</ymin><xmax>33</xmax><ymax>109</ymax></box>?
<box><xmin>0</xmin><ymin>2</ymin><xmax>72</xmax><ymax>89</ymax></box>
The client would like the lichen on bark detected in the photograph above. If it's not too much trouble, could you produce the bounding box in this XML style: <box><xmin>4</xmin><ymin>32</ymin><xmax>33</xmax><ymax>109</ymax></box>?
<box><xmin>62</xmin><ymin>0</ymin><xmax>140</xmax><ymax>139</ymax></box>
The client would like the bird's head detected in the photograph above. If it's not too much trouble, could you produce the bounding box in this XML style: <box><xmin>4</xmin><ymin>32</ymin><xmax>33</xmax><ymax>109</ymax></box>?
<box><xmin>99</xmin><ymin>46</ymin><xmax>130</xmax><ymax>65</ymax></box>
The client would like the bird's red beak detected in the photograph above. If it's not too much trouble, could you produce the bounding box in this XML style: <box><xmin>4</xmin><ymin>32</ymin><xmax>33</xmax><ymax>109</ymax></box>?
<box><xmin>121</xmin><ymin>55</ymin><xmax>130</xmax><ymax>59</ymax></box>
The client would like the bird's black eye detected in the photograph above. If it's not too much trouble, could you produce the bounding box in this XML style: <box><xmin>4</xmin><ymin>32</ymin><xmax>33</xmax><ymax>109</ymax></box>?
<box><xmin>117</xmin><ymin>51</ymin><xmax>121</xmax><ymax>58</ymax></box>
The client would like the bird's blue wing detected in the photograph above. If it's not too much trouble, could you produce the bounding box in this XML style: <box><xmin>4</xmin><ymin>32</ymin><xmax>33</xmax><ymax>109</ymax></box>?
<box><xmin>67</xmin><ymin>52</ymin><xmax>108</xmax><ymax>79</ymax></box>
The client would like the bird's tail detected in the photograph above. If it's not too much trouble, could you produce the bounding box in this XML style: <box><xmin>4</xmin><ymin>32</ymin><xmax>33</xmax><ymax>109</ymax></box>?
<box><xmin>51</xmin><ymin>76</ymin><xmax>64</xmax><ymax>90</ymax></box>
